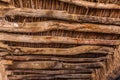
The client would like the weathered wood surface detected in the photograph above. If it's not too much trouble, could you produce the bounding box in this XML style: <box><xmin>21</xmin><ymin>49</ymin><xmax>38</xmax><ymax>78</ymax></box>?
<box><xmin>8</xmin><ymin>74</ymin><xmax>92</xmax><ymax>80</ymax></box>
<box><xmin>4</xmin><ymin>55</ymin><xmax>107</xmax><ymax>62</ymax></box>
<box><xmin>59</xmin><ymin>0</ymin><xmax>120</xmax><ymax>9</ymax></box>
<box><xmin>4</xmin><ymin>8</ymin><xmax>120</xmax><ymax>25</ymax></box>
<box><xmin>8</xmin><ymin>61</ymin><xmax>104</xmax><ymax>69</ymax></box>
<box><xmin>1</xmin><ymin>20</ymin><xmax>120</xmax><ymax>34</ymax></box>
<box><xmin>0</xmin><ymin>42</ymin><xmax>114</xmax><ymax>55</ymax></box>
<box><xmin>8</xmin><ymin>69</ymin><xmax>93</xmax><ymax>75</ymax></box>
<box><xmin>0</xmin><ymin>0</ymin><xmax>120</xmax><ymax>80</ymax></box>
<box><xmin>0</xmin><ymin>33</ymin><xmax>119</xmax><ymax>45</ymax></box>
<box><xmin>7</xmin><ymin>46</ymin><xmax>114</xmax><ymax>55</ymax></box>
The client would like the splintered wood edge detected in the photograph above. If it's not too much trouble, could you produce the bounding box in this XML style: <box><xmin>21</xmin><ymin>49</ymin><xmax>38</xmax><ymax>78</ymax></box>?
<box><xmin>59</xmin><ymin>0</ymin><xmax>120</xmax><ymax>9</ymax></box>
<box><xmin>9</xmin><ymin>45</ymin><xmax>114</xmax><ymax>55</ymax></box>
<box><xmin>4</xmin><ymin>8</ymin><xmax>120</xmax><ymax>25</ymax></box>
<box><xmin>1</xmin><ymin>20</ymin><xmax>120</xmax><ymax>34</ymax></box>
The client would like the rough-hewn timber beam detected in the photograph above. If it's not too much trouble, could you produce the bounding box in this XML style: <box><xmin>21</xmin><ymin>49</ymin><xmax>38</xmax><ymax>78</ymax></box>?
<box><xmin>8</xmin><ymin>74</ymin><xmax>92</xmax><ymax>80</ymax></box>
<box><xmin>0</xmin><ymin>42</ymin><xmax>114</xmax><ymax>55</ymax></box>
<box><xmin>8</xmin><ymin>69</ymin><xmax>93</xmax><ymax>75</ymax></box>
<box><xmin>1</xmin><ymin>20</ymin><xmax>120</xmax><ymax>34</ymax></box>
<box><xmin>8</xmin><ymin>46</ymin><xmax>114</xmax><ymax>55</ymax></box>
<box><xmin>59</xmin><ymin>0</ymin><xmax>120</xmax><ymax>9</ymax></box>
<box><xmin>5</xmin><ymin>8</ymin><xmax>120</xmax><ymax>25</ymax></box>
<box><xmin>0</xmin><ymin>33</ymin><xmax>119</xmax><ymax>45</ymax></box>
<box><xmin>8</xmin><ymin>61</ymin><xmax>104</xmax><ymax>69</ymax></box>
<box><xmin>4</xmin><ymin>55</ymin><xmax>108</xmax><ymax>62</ymax></box>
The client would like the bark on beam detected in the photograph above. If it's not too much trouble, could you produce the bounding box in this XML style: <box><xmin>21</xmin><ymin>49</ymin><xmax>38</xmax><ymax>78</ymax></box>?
<box><xmin>8</xmin><ymin>61</ymin><xmax>57</xmax><ymax>70</ymax></box>
<box><xmin>8</xmin><ymin>74</ymin><xmax>92</xmax><ymax>80</ymax></box>
<box><xmin>8</xmin><ymin>61</ymin><xmax>104</xmax><ymax>69</ymax></box>
<box><xmin>4</xmin><ymin>55</ymin><xmax>108</xmax><ymax>62</ymax></box>
<box><xmin>8</xmin><ymin>69</ymin><xmax>93</xmax><ymax>75</ymax></box>
<box><xmin>0</xmin><ymin>33</ymin><xmax>119</xmax><ymax>45</ymax></box>
<box><xmin>8</xmin><ymin>46</ymin><xmax>114</xmax><ymax>55</ymax></box>
<box><xmin>59</xmin><ymin>0</ymin><xmax>120</xmax><ymax>9</ymax></box>
<box><xmin>5</xmin><ymin>8</ymin><xmax>120</xmax><ymax>25</ymax></box>
<box><xmin>0</xmin><ymin>41</ymin><xmax>114</xmax><ymax>55</ymax></box>
<box><xmin>1</xmin><ymin>20</ymin><xmax>120</xmax><ymax>34</ymax></box>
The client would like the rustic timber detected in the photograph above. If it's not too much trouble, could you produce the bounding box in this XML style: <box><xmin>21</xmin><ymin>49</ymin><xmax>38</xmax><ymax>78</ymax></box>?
<box><xmin>8</xmin><ymin>61</ymin><xmax>104</xmax><ymax>69</ymax></box>
<box><xmin>0</xmin><ymin>33</ymin><xmax>119</xmax><ymax>45</ymax></box>
<box><xmin>0</xmin><ymin>20</ymin><xmax>120</xmax><ymax>34</ymax></box>
<box><xmin>5</xmin><ymin>8</ymin><xmax>120</xmax><ymax>25</ymax></box>
<box><xmin>4</xmin><ymin>55</ymin><xmax>107</xmax><ymax>62</ymax></box>
<box><xmin>0</xmin><ymin>0</ymin><xmax>120</xmax><ymax>80</ymax></box>
<box><xmin>59</xmin><ymin>0</ymin><xmax>120</xmax><ymax>9</ymax></box>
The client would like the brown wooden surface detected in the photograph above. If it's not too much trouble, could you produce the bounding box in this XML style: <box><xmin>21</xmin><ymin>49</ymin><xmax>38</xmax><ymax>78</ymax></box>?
<box><xmin>0</xmin><ymin>0</ymin><xmax>120</xmax><ymax>80</ymax></box>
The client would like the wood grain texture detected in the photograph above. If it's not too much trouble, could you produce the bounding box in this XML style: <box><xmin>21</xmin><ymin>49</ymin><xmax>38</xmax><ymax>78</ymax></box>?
<box><xmin>1</xmin><ymin>20</ymin><xmax>120</xmax><ymax>34</ymax></box>
<box><xmin>0</xmin><ymin>33</ymin><xmax>119</xmax><ymax>45</ymax></box>
<box><xmin>4</xmin><ymin>8</ymin><xmax>120</xmax><ymax>25</ymax></box>
<box><xmin>59</xmin><ymin>0</ymin><xmax>120</xmax><ymax>9</ymax></box>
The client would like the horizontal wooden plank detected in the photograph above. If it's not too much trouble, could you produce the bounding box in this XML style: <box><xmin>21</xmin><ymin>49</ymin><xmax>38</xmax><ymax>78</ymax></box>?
<box><xmin>0</xmin><ymin>33</ymin><xmax>119</xmax><ymax>45</ymax></box>
<box><xmin>1</xmin><ymin>20</ymin><xmax>120</xmax><ymax>34</ymax></box>
<box><xmin>5</xmin><ymin>8</ymin><xmax>120</xmax><ymax>25</ymax></box>
<box><xmin>4</xmin><ymin>55</ymin><xmax>107</xmax><ymax>62</ymax></box>
<box><xmin>62</xmin><ymin>62</ymin><xmax>105</xmax><ymax>69</ymax></box>
<box><xmin>0</xmin><ymin>41</ymin><xmax>114</xmax><ymax>56</ymax></box>
<box><xmin>59</xmin><ymin>0</ymin><xmax>120</xmax><ymax>9</ymax></box>
<box><xmin>8</xmin><ymin>61</ymin><xmax>57</xmax><ymax>69</ymax></box>
<box><xmin>5</xmin><ymin>45</ymin><xmax>114</xmax><ymax>55</ymax></box>
<box><xmin>8</xmin><ymin>74</ymin><xmax>92</xmax><ymax>79</ymax></box>
<box><xmin>8</xmin><ymin>61</ymin><xmax>104</xmax><ymax>69</ymax></box>
<box><xmin>8</xmin><ymin>69</ymin><xmax>93</xmax><ymax>75</ymax></box>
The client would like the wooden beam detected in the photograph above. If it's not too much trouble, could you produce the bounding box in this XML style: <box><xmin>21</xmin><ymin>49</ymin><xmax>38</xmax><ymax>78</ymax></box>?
<box><xmin>8</xmin><ymin>74</ymin><xmax>92</xmax><ymax>80</ymax></box>
<box><xmin>8</xmin><ymin>61</ymin><xmax>104</xmax><ymax>69</ymax></box>
<box><xmin>4</xmin><ymin>55</ymin><xmax>107</xmax><ymax>62</ymax></box>
<box><xmin>62</xmin><ymin>62</ymin><xmax>105</xmax><ymax>69</ymax></box>
<box><xmin>1</xmin><ymin>21</ymin><xmax>120</xmax><ymax>34</ymax></box>
<box><xmin>0</xmin><ymin>33</ymin><xmax>119</xmax><ymax>45</ymax></box>
<box><xmin>5</xmin><ymin>8</ymin><xmax>120</xmax><ymax>25</ymax></box>
<box><xmin>59</xmin><ymin>0</ymin><xmax>120</xmax><ymax>9</ymax></box>
<box><xmin>9</xmin><ymin>46</ymin><xmax>114</xmax><ymax>55</ymax></box>
<box><xmin>8</xmin><ymin>61</ymin><xmax>57</xmax><ymax>69</ymax></box>
<box><xmin>8</xmin><ymin>69</ymin><xmax>93</xmax><ymax>75</ymax></box>
<box><xmin>0</xmin><ymin>42</ymin><xmax>114</xmax><ymax>55</ymax></box>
